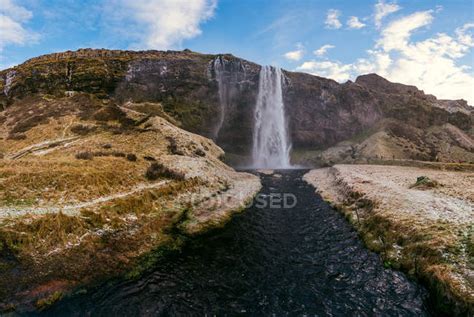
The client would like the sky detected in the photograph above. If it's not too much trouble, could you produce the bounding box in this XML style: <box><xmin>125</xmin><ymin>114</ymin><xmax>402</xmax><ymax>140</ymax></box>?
<box><xmin>1</xmin><ymin>0</ymin><xmax>473</xmax><ymax>104</ymax></box>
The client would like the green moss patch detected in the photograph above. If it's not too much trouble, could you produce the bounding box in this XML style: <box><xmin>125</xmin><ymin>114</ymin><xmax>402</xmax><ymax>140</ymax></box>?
<box><xmin>409</xmin><ymin>176</ymin><xmax>440</xmax><ymax>189</ymax></box>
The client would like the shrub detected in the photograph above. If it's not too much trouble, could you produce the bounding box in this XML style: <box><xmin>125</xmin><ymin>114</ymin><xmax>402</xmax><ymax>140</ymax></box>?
<box><xmin>70</xmin><ymin>124</ymin><xmax>96</xmax><ymax>135</ymax></box>
<box><xmin>92</xmin><ymin>105</ymin><xmax>124</xmax><ymax>122</ymax></box>
<box><xmin>92</xmin><ymin>105</ymin><xmax>135</xmax><ymax>128</ymax></box>
<box><xmin>75</xmin><ymin>151</ymin><xmax>93</xmax><ymax>160</ymax></box>
<box><xmin>126</xmin><ymin>154</ymin><xmax>137</xmax><ymax>162</ymax></box>
<box><xmin>91</xmin><ymin>151</ymin><xmax>108</xmax><ymax>157</ymax></box>
<box><xmin>112</xmin><ymin>151</ymin><xmax>126</xmax><ymax>158</ymax></box>
<box><xmin>7</xmin><ymin>133</ymin><xmax>27</xmax><ymax>140</ymax></box>
<box><xmin>166</xmin><ymin>136</ymin><xmax>184</xmax><ymax>155</ymax></box>
<box><xmin>194</xmin><ymin>148</ymin><xmax>206</xmax><ymax>157</ymax></box>
<box><xmin>11</xmin><ymin>115</ymin><xmax>45</xmax><ymax>134</ymax></box>
<box><xmin>409</xmin><ymin>176</ymin><xmax>440</xmax><ymax>189</ymax></box>
<box><xmin>145</xmin><ymin>163</ymin><xmax>185</xmax><ymax>181</ymax></box>
<box><xmin>36</xmin><ymin>291</ymin><xmax>63</xmax><ymax>311</ymax></box>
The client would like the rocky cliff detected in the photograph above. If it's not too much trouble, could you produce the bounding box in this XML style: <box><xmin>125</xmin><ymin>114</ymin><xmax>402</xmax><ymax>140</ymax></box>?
<box><xmin>1</xmin><ymin>48</ymin><xmax>472</xmax><ymax>166</ymax></box>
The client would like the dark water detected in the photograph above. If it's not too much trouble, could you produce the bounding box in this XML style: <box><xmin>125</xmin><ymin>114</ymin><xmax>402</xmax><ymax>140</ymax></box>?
<box><xmin>43</xmin><ymin>170</ymin><xmax>430</xmax><ymax>316</ymax></box>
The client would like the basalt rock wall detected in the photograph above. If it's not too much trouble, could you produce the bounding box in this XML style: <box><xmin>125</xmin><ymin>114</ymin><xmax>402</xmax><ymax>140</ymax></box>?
<box><xmin>1</xmin><ymin>49</ymin><xmax>472</xmax><ymax>164</ymax></box>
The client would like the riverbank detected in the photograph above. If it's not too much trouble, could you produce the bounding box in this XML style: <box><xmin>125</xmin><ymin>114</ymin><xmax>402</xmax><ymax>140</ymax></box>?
<box><xmin>304</xmin><ymin>164</ymin><xmax>473</xmax><ymax>316</ymax></box>
<box><xmin>42</xmin><ymin>170</ymin><xmax>430</xmax><ymax>316</ymax></box>
<box><xmin>0</xmin><ymin>100</ymin><xmax>261</xmax><ymax>312</ymax></box>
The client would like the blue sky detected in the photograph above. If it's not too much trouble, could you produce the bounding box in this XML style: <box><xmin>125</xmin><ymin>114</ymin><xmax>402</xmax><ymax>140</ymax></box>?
<box><xmin>1</xmin><ymin>0</ymin><xmax>473</xmax><ymax>103</ymax></box>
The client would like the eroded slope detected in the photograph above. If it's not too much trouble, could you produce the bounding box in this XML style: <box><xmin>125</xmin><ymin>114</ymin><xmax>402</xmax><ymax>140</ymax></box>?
<box><xmin>0</xmin><ymin>92</ymin><xmax>260</xmax><ymax>311</ymax></box>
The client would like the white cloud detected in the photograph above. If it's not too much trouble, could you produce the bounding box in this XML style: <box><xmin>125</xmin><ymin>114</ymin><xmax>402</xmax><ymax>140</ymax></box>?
<box><xmin>456</xmin><ymin>23</ymin><xmax>474</xmax><ymax>46</ymax></box>
<box><xmin>297</xmin><ymin>8</ymin><xmax>474</xmax><ymax>105</ymax></box>
<box><xmin>374</xmin><ymin>0</ymin><xmax>401</xmax><ymax>28</ymax></box>
<box><xmin>284</xmin><ymin>49</ymin><xmax>303</xmax><ymax>61</ymax></box>
<box><xmin>381</xmin><ymin>21</ymin><xmax>474</xmax><ymax>104</ymax></box>
<box><xmin>325</xmin><ymin>9</ymin><xmax>342</xmax><ymax>29</ymax></box>
<box><xmin>0</xmin><ymin>0</ymin><xmax>37</xmax><ymax>51</ymax></box>
<box><xmin>354</xmin><ymin>50</ymin><xmax>392</xmax><ymax>76</ymax></box>
<box><xmin>116</xmin><ymin>0</ymin><xmax>217</xmax><ymax>49</ymax></box>
<box><xmin>347</xmin><ymin>16</ymin><xmax>366</xmax><ymax>29</ymax></box>
<box><xmin>0</xmin><ymin>15</ymin><xmax>27</xmax><ymax>48</ymax></box>
<box><xmin>0</xmin><ymin>0</ymin><xmax>32</xmax><ymax>21</ymax></box>
<box><xmin>284</xmin><ymin>43</ymin><xmax>304</xmax><ymax>61</ymax></box>
<box><xmin>313</xmin><ymin>44</ymin><xmax>335</xmax><ymax>56</ymax></box>
<box><xmin>297</xmin><ymin>60</ymin><xmax>352</xmax><ymax>82</ymax></box>
<box><xmin>377</xmin><ymin>10</ymin><xmax>433</xmax><ymax>51</ymax></box>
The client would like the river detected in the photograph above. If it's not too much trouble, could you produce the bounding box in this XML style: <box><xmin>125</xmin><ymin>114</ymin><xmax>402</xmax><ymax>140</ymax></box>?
<box><xmin>42</xmin><ymin>170</ymin><xmax>431</xmax><ymax>316</ymax></box>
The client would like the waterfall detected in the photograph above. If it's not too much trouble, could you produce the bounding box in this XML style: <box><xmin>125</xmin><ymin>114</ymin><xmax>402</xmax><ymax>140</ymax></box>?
<box><xmin>251</xmin><ymin>66</ymin><xmax>291</xmax><ymax>168</ymax></box>
<box><xmin>213</xmin><ymin>57</ymin><xmax>227</xmax><ymax>141</ymax></box>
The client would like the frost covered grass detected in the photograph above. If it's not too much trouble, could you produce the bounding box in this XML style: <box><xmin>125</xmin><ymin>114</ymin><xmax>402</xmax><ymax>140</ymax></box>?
<box><xmin>304</xmin><ymin>164</ymin><xmax>474</xmax><ymax>315</ymax></box>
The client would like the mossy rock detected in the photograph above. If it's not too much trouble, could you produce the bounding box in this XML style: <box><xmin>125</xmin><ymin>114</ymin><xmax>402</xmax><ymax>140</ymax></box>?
<box><xmin>410</xmin><ymin>176</ymin><xmax>440</xmax><ymax>189</ymax></box>
<box><xmin>125</xmin><ymin>236</ymin><xmax>186</xmax><ymax>280</ymax></box>
<box><xmin>36</xmin><ymin>291</ymin><xmax>63</xmax><ymax>311</ymax></box>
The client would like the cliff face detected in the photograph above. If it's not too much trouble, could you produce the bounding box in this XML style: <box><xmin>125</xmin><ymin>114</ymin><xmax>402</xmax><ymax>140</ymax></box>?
<box><xmin>285</xmin><ymin>72</ymin><xmax>473</xmax><ymax>164</ymax></box>
<box><xmin>0</xmin><ymin>49</ymin><xmax>262</xmax><ymax>157</ymax></box>
<box><xmin>0</xmin><ymin>49</ymin><xmax>222</xmax><ymax>136</ymax></box>
<box><xmin>1</xmin><ymin>49</ymin><xmax>472</xmax><ymax>165</ymax></box>
<box><xmin>283</xmin><ymin>72</ymin><xmax>382</xmax><ymax>149</ymax></box>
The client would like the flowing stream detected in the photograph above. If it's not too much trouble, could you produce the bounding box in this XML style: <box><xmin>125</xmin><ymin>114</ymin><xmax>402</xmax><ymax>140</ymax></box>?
<box><xmin>251</xmin><ymin>66</ymin><xmax>291</xmax><ymax>168</ymax></box>
<box><xmin>45</xmin><ymin>170</ymin><xmax>431</xmax><ymax>316</ymax></box>
<box><xmin>213</xmin><ymin>56</ymin><xmax>227</xmax><ymax>141</ymax></box>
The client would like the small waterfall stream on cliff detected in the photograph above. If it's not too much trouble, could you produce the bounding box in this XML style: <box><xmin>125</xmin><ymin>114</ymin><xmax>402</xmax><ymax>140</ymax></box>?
<box><xmin>252</xmin><ymin>66</ymin><xmax>291</xmax><ymax>168</ymax></box>
<box><xmin>213</xmin><ymin>57</ymin><xmax>227</xmax><ymax>141</ymax></box>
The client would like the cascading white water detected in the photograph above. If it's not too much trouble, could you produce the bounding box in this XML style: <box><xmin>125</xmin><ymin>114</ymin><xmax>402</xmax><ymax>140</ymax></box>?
<box><xmin>251</xmin><ymin>66</ymin><xmax>291</xmax><ymax>168</ymax></box>
<box><xmin>213</xmin><ymin>57</ymin><xmax>227</xmax><ymax>141</ymax></box>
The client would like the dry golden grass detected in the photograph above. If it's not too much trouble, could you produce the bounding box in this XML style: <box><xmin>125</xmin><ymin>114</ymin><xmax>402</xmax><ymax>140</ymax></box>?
<box><xmin>0</xmin><ymin>157</ymin><xmax>146</xmax><ymax>204</ymax></box>
<box><xmin>91</xmin><ymin>178</ymin><xmax>202</xmax><ymax>225</ymax></box>
<box><xmin>0</xmin><ymin>108</ymin><xmax>218</xmax><ymax>212</ymax></box>
<box><xmin>340</xmin><ymin>201</ymin><xmax>474</xmax><ymax>313</ymax></box>
<box><xmin>0</xmin><ymin>95</ymin><xmax>262</xmax><ymax>309</ymax></box>
<box><xmin>0</xmin><ymin>109</ymin><xmax>221</xmax><ymax>256</ymax></box>
<box><xmin>0</xmin><ymin>178</ymin><xmax>203</xmax><ymax>258</ymax></box>
<box><xmin>0</xmin><ymin>115</ymin><xmax>80</xmax><ymax>154</ymax></box>
<box><xmin>0</xmin><ymin>186</ymin><xmax>190</xmax><ymax>308</ymax></box>
<box><xmin>0</xmin><ymin>212</ymin><xmax>89</xmax><ymax>255</ymax></box>
<box><xmin>0</xmin><ymin>110</ymin><xmax>171</xmax><ymax>163</ymax></box>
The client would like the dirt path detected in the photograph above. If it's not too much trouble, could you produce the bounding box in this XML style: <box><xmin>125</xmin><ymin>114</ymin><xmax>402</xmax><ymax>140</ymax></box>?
<box><xmin>8</xmin><ymin>136</ymin><xmax>82</xmax><ymax>159</ymax></box>
<box><xmin>0</xmin><ymin>180</ymin><xmax>170</xmax><ymax>220</ymax></box>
